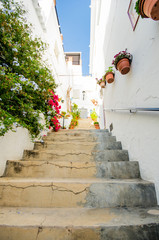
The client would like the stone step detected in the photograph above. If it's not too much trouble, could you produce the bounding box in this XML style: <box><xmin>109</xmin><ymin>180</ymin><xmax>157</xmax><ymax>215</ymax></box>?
<box><xmin>43</xmin><ymin>134</ymin><xmax>115</xmax><ymax>142</ymax></box>
<box><xmin>45</xmin><ymin>130</ymin><xmax>111</xmax><ymax>137</ymax></box>
<box><xmin>23</xmin><ymin>149</ymin><xmax>129</xmax><ymax>162</ymax></box>
<box><xmin>0</xmin><ymin>178</ymin><xmax>156</xmax><ymax>208</ymax></box>
<box><xmin>52</xmin><ymin>129</ymin><xmax>109</xmax><ymax>134</ymax></box>
<box><xmin>0</xmin><ymin>206</ymin><xmax>159</xmax><ymax>240</ymax></box>
<box><xmin>46</xmin><ymin>130</ymin><xmax>110</xmax><ymax>138</ymax></box>
<box><xmin>5</xmin><ymin>160</ymin><xmax>140</xmax><ymax>179</ymax></box>
<box><xmin>34</xmin><ymin>141</ymin><xmax>122</xmax><ymax>152</ymax></box>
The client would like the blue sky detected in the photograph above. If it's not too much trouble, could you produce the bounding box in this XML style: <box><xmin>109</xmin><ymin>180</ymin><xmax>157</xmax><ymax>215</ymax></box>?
<box><xmin>56</xmin><ymin>0</ymin><xmax>90</xmax><ymax>76</ymax></box>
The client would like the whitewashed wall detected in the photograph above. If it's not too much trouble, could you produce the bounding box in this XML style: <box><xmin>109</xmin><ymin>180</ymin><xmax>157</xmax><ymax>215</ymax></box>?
<box><xmin>0</xmin><ymin>128</ymin><xmax>34</xmax><ymax>176</ymax></box>
<box><xmin>66</xmin><ymin>57</ymin><xmax>97</xmax><ymax>117</ymax></box>
<box><xmin>16</xmin><ymin>0</ymin><xmax>69</xmax><ymax>112</ymax></box>
<box><xmin>90</xmin><ymin>0</ymin><xmax>159</xmax><ymax>203</ymax></box>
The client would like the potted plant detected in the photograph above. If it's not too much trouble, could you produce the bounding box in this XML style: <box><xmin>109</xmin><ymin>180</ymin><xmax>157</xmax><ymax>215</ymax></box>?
<box><xmin>94</xmin><ymin>121</ymin><xmax>100</xmax><ymax>129</ymax></box>
<box><xmin>90</xmin><ymin>109</ymin><xmax>98</xmax><ymax>122</ymax></box>
<box><xmin>69</xmin><ymin>125</ymin><xmax>74</xmax><ymax>129</ymax></box>
<box><xmin>105</xmin><ymin>66</ymin><xmax>115</xmax><ymax>84</ymax></box>
<box><xmin>96</xmin><ymin>77</ymin><xmax>106</xmax><ymax>88</ymax></box>
<box><xmin>135</xmin><ymin>0</ymin><xmax>159</xmax><ymax>20</ymax></box>
<box><xmin>112</xmin><ymin>49</ymin><xmax>132</xmax><ymax>75</ymax></box>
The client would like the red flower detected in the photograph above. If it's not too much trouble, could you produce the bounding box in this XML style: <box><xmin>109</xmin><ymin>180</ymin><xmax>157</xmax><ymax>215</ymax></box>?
<box><xmin>48</xmin><ymin>99</ymin><xmax>54</xmax><ymax>106</ymax></box>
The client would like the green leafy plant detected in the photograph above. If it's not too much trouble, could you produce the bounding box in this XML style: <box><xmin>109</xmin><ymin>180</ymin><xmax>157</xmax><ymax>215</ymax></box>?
<box><xmin>105</xmin><ymin>66</ymin><xmax>114</xmax><ymax>74</ymax></box>
<box><xmin>0</xmin><ymin>0</ymin><xmax>59</xmax><ymax>138</ymax></box>
<box><xmin>69</xmin><ymin>103</ymin><xmax>80</xmax><ymax>128</ymax></box>
<box><xmin>135</xmin><ymin>0</ymin><xmax>141</xmax><ymax>16</ymax></box>
<box><xmin>90</xmin><ymin>109</ymin><xmax>98</xmax><ymax>121</ymax></box>
<box><xmin>94</xmin><ymin>121</ymin><xmax>99</xmax><ymax>125</ymax></box>
<box><xmin>61</xmin><ymin>111</ymin><xmax>66</xmax><ymax>117</ymax></box>
<box><xmin>71</xmin><ymin>103</ymin><xmax>80</xmax><ymax>119</ymax></box>
<box><xmin>69</xmin><ymin>118</ymin><xmax>78</xmax><ymax>128</ymax></box>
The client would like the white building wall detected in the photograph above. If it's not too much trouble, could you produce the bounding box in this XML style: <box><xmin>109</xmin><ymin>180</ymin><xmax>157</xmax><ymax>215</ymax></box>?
<box><xmin>90</xmin><ymin>0</ymin><xmax>159</xmax><ymax>203</ymax></box>
<box><xmin>67</xmin><ymin>55</ymin><xmax>97</xmax><ymax>117</ymax></box>
<box><xmin>0</xmin><ymin>0</ymin><xmax>70</xmax><ymax>176</ymax></box>
<box><xmin>20</xmin><ymin>0</ymin><xmax>70</xmax><ymax>112</ymax></box>
<box><xmin>0</xmin><ymin>128</ymin><xmax>34</xmax><ymax>176</ymax></box>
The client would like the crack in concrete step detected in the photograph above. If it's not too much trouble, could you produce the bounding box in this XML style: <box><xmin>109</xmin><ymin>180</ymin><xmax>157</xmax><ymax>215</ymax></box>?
<box><xmin>5</xmin><ymin>160</ymin><xmax>140</xmax><ymax>179</ymax></box>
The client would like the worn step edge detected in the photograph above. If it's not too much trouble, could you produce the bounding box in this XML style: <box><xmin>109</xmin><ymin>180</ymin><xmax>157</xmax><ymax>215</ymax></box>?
<box><xmin>22</xmin><ymin>149</ymin><xmax>129</xmax><ymax>162</ymax></box>
<box><xmin>33</xmin><ymin>141</ymin><xmax>122</xmax><ymax>151</ymax></box>
<box><xmin>0</xmin><ymin>207</ymin><xmax>159</xmax><ymax>240</ymax></box>
<box><xmin>0</xmin><ymin>178</ymin><xmax>156</xmax><ymax>208</ymax></box>
<box><xmin>41</xmin><ymin>136</ymin><xmax>116</xmax><ymax>143</ymax></box>
<box><xmin>4</xmin><ymin>160</ymin><xmax>140</xmax><ymax>179</ymax></box>
<box><xmin>0</xmin><ymin>206</ymin><xmax>158</xmax><ymax>227</ymax></box>
<box><xmin>43</xmin><ymin>135</ymin><xmax>113</xmax><ymax>142</ymax></box>
<box><xmin>51</xmin><ymin>129</ymin><xmax>109</xmax><ymax>133</ymax></box>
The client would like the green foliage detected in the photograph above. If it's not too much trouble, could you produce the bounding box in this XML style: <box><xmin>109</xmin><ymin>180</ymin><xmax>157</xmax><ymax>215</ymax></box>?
<box><xmin>90</xmin><ymin>109</ymin><xmax>98</xmax><ymax>121</ymax></box>
<box><xmin>71</xmin><ymin>103</ymin><xmax>80</xmax><ymax>119</ymax></box>
<box><xmin>0</xmin><ymin>0</ymin><xmax>57</xmax><ymax>138</ymax></box>
<box><xmin>69</xmin><ymin>103</ymin><xmax>80</xmax><ymax>128</ymax></box>
<box><xmin>70</xmin><ymin>118</ymin><xmax>78</xmax><ymax>126</ymax></box>
<box><xmin>94</xmin><ymin>121</ymin><xmax>99</xmax><ymax>125</ymax></box>
<box><xmin>135</xmin><ymin>0</ymin><xmax>140</xmax><ymax>16</ymax></box>
<box><xmin>61</xmin><ymin>111</ymin><xmax>66</xmax><ymax>117</ymax></box>
<box><xmin>105</xmin><ymin>66</ymin><xmax>114</xmax><ymax>74</ymax></box>
<box><xmin>72</xmin><ymin>103</ymin><xmax>78</xmax><ymax>112</ymax></box>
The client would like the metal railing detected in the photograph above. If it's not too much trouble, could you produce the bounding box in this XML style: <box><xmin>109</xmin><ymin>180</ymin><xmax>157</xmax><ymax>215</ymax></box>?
<box><xmin>104</xmin><ymin>107</ymin><xmax>159</xmax><ymax>113</ymax></box>
<box><xmin>59</xmin><ymin>114</ymin><xmax>65</xmax><ymax>129</ymax></box>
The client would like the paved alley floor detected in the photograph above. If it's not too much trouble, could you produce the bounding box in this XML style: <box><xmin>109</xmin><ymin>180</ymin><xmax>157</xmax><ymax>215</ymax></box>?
<box><xmin>75</xmin><ymin>118</ymin><xmax>95</xmax><ymax>129</ymax></box>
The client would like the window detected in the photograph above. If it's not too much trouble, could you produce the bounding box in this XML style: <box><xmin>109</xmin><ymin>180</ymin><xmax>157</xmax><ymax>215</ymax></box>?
<box><xmin>65</xmin><ymin>53</ymin><xmax>81</xmax><ymax>65</ymax></box>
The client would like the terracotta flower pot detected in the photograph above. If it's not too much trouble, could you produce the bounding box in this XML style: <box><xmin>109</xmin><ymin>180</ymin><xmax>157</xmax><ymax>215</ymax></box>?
<box><xmin>117</xmin><ymin>58</ymin><xmax>131</xmax><ymax>75</ymax></box>
<box><xmin>94</xmin><ymin>124</ymin><xmax>100</xmax><ymax>129</ymax></box>
<box><xmin>105</xmin><ymin>72</ymin><xmax>115</xmax><ymax>84</ymax></box>
<box><xmin>99</xmin><ymin>81</ymin><xmax>106</xmax><ymax>88</ymax></box>
<box><xmin>139</xmin><ymin>0</ymin><xmax>159</xmax><ymax>20</ymax></box>
<box><xmin>139</xmin><ymin>0</ymin><xmax>148</xmax><ymax>18</ymax></box>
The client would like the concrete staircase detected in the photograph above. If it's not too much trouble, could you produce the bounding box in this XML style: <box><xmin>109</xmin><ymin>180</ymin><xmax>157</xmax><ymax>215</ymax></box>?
<box><xmin>0</xmin><ymin>129</ymin><xmax>159</xmax><ymax>239</ymax></box>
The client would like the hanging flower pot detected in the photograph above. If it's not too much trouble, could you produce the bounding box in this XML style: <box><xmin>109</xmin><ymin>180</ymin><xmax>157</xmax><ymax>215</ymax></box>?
<box><xmin>105</xmin><ymin>66</ymin><xmax>115</xmax><ymax>83</ymax></box>
<box><xmin>112</xmin><ymin>49</ymin><xmax>132</xmax><ymax>75</ymax></box>
<box><xmin>116</xmin><ymin>58</ymin><xmax>130</xmax><ymax>75</ymax></box>
<box><xmin>135</xmin><ymin>0</ymin><xmax>159</xmax><ymax>20</ymax></box>
<box><xmin>96</xmin><ymin>77</ymin><xmax>106</xmax><ymax>88</ymax></box>
<box><xmin>99</xmin><ymin>81</ymin><xmax>106</xmax><ymax>88</ymax></box>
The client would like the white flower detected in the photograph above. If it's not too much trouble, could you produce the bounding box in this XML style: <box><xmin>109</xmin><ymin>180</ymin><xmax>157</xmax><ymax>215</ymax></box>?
<box><xmin>0</xmin><ymin>124</ymin><xmax>5</xmax><ymax>130</ymax></box>
<box><xmin>13</xmin><ymin>61</ymin><xmax>20</xmax><ymax>67</ymax></box>
<box><xmin>22</xmin><ymin>111</ymin><xmax>27</xmax><ymax>117</ymax></box>
<box><xmin>0</xmin><ymin>98</ymin><xmax>2</xmax><ymax>101</ymax></box>
<box><xmin>11</xmin><ymin>83</ymin><xmax>22</xmax><ymax>92</ymax></box>
<box><xmin>30</xmin><ymin>81</ymin><xmax>39</xmax><ymax>90</ymax></box>
<box><xmin>12</xmin><ymin>48</ymin><xmax>18</xmax><ymax>52</ymax></box>
<box><xmin>19</xmin><ymin>75</ymin><xmax>27</xmax><ymax>82</ymax></box>
<box><xmin>2</xmin><ymin>63</ymin><xmax>8</xmax><ymax>68</ymax></box>
<box><xmin>13</xmin><ymin>122</ymin><xmax>18</xmax><ymax>127</ymax></box>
